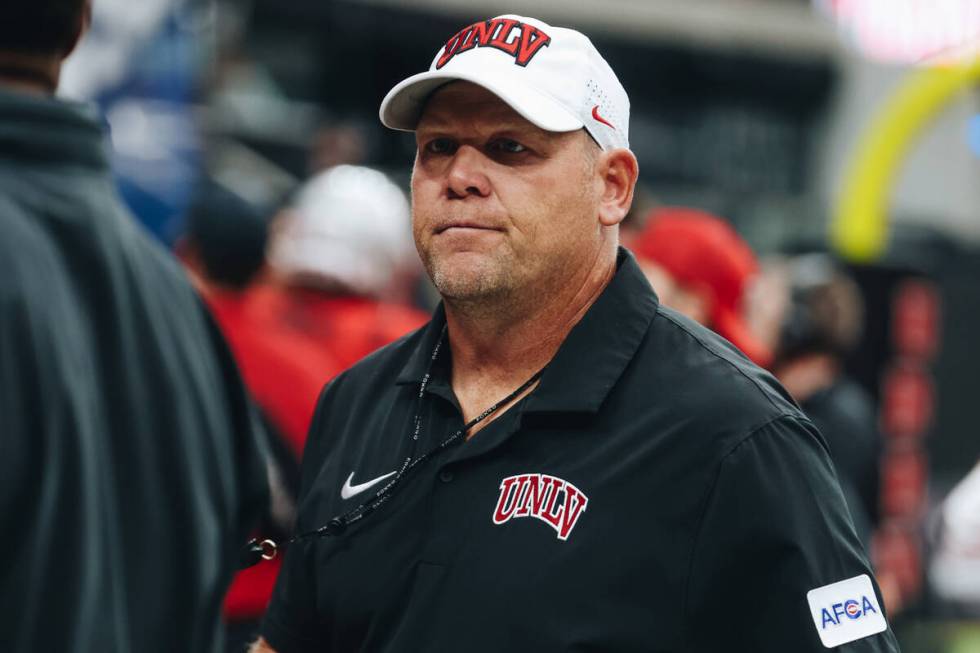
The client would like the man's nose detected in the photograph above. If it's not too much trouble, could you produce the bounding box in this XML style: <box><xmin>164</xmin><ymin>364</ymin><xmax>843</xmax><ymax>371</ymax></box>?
<box><xmin>446</xmin><ymin>145</ymin><xmax>491</xmax><ymax>199</ymax></box>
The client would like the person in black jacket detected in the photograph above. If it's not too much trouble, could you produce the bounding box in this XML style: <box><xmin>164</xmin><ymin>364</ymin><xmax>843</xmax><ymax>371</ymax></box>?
<box><xmin>0</xmin><ymin>2</ymin><xmax>268</xmax><ymax>651</ymax></box>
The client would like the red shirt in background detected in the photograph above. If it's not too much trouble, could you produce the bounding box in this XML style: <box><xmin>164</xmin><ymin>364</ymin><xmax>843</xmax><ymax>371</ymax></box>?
<box><xmin>206</xmin><ymin>288</ymin><xmax>336</xmax><ymax>453</ymax></box>
<box><xmin>249</xmin><ymin>288</ymin><xmax>431</xmax><ymax>372</ymax></box>
<box><xmin>206</xmin><ymin>287</ymin><xmax>337</xmax><ymax>620</ymax></box>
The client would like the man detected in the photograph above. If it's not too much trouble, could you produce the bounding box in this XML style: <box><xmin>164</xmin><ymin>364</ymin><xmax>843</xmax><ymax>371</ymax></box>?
<box><xmin>254</xmin><ymin>15</ymin><xmax>900</xmax><ymax>652</ymax></box>
<box><xmin>632</xmin><ymin>206</ymin><xmax>773</xmax><ymax>367</ymax></box>
<box><xmin>0</xmin><ymin>3</ymin><xmax>268</xmax><ymax>651</ymax></box>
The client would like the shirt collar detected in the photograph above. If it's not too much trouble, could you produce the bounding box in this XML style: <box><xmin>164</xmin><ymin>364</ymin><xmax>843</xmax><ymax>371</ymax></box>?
<box><xmin>0</xmin><ymin>87</ymin><xmax>109</xmax><ymax>170</ymax></box>
<box><xmin>396</xmin><ymin>248</ymin><xmax>659</xmax><ymax>415</ymax></box>
<box><xmin>395</xmin><ymin>302</ymin><xmax>449</xmax><ymax>387</ymax></box>
<box><xmin>527</xmin><ymin>247</ymin><xmax>658</xmax><ymax>414</ymax></box>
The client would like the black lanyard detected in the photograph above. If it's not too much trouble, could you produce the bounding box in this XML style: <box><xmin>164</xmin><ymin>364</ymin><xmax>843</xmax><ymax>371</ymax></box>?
<box><xmin>241</xmin><ymin>325</ymin><xmax>547</xmax><ymax>568</ymax></box>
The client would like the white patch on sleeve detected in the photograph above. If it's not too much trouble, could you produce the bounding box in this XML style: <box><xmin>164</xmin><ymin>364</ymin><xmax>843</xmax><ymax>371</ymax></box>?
<box><xmin>806</xmin><ymin>574</ymin><xmax>888</xmax><ymax>648</ymax></box>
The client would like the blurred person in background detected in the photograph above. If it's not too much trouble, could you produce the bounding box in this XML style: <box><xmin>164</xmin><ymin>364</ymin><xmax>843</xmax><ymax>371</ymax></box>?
<box><xmin>747</xmin><ymin>254</ymin><xmax>903</xmax><ymax>612</ymax></box>
<box><xmin>768</xmin><ymin>255</ymin><xmax>881</xmax><ymax>548</ymax></box>
<box><xmin>261</xmin><ymin>164</ymin><xmax>428</xmax><ymax>372</ymax></box>
<box><xmin>179</xmin><ymin>182</ymin><xmax>338</xmax><ymax>652</ymax></box>
<box><xmin>631</xmin><ymin>206</ymin><xmax>773</xmax><ymax>367</ymax></box>
<box><xmin>0</xmin><ymin>2</ymin><xmax>268</xmax><ymax>651</ymax></box>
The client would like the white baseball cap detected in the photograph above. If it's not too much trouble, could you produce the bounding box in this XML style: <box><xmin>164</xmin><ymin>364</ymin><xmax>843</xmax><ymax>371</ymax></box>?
<box><xmin>267</xmin><ymin>165</ymin><xmax>416</xmax><ymax>297</ymax></box>
<box><xmin>379</xmin><ymin>14</ymin><xmax>630</xmax><ymax>151</ymax></box>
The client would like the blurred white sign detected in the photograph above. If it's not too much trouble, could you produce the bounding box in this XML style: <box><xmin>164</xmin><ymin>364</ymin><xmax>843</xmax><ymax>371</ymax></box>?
<box><xmin>815</xmin><ymin>0</ymin><xmax>980</xmax><ymax>64</ymax></box>
<box><xmin>61</xmin><ymin>0</ymin><xmax>180</xmax><ymax>99</ymax></box>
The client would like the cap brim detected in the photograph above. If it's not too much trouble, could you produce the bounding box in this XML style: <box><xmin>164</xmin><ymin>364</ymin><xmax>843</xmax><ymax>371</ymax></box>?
<box><xmin>379</xmin><ymin>69</ymin><xmax>584</xmax><ymax>134</ymax></box>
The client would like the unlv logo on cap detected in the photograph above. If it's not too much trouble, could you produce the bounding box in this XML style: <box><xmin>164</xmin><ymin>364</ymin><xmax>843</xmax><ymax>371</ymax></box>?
<box><xmin>436</xmin><ymin>18</ymin><xmax>552</xmax><ymax>69</ymax></box>
<box><xmin>492</xmin><ymin>473</ymin><xmax>588</xmax><ymax>540</ymax></box>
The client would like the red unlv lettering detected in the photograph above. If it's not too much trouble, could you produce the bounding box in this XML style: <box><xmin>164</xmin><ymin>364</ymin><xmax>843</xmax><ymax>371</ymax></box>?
<box><xmin>436</xmin><ymin>19</ymin><xmax>551</xmax><ymax>69</ymax></box>
<box><xmin>492</xmin><ymin>473</ymin><xmax>588</xmax><ymax>540</ymax></box>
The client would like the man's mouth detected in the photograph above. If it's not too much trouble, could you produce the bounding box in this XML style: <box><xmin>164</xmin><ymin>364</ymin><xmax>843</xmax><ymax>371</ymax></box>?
<box><xmin>435</xmin><ymin>222</ymin><xmax>502</xmax><ymax>234</ymax></box>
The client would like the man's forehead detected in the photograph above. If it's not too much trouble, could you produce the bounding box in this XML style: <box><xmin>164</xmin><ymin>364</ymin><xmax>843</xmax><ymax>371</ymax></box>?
<box><xmin>417</xmin><ymin>82</ymin><xmax>537</xmax><ymax>132</ymax></box>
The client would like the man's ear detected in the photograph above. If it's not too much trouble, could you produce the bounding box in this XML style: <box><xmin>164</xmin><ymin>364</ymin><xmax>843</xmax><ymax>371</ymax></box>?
<box><xmin>596</xmin><ymin>148</ymin><xmax>639</xmax><ymax>228</ymax></box>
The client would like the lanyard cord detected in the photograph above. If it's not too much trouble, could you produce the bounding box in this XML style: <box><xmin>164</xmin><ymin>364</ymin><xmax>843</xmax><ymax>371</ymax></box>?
<box><xmin>293</xmin><ymin>325</ymin><xmax>546</xmax><ymax>540</ymax></box>
<box><xmin>241</xmin><ymin>326</ymin><xmax>547</xmax><ymax>567</ymax></box>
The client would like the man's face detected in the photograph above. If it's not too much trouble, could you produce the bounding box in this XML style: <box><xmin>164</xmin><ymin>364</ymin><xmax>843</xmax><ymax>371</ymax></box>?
<box><xmin>412</xmin><ymin>82</ymin><xmax>601</xmax><ymax>305</ymax></box>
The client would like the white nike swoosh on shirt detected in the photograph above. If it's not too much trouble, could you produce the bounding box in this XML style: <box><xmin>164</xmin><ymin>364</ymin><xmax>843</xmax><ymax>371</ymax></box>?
<box><xmin>341</xmin><ymin>470</ymin><xmax>398</xmax><ymax>500</ymax></box>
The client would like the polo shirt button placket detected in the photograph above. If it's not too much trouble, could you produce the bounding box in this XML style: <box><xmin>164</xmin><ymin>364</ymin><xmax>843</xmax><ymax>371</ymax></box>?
<box><xmin>420</xmin><ymin>464</ymin><xmax>462</xmax><ymax>564</ymax></box>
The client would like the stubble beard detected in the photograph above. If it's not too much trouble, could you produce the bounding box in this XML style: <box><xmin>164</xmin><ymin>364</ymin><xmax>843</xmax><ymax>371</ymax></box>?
<box><xmin>422</xmin><ymin>245</ymin><xmax>520</xmax><ymax>305</ymax></box>
<box><xmin>421</xmin><ymin>239</ymin><xmax>575</xmax><ymax>328</ymax></box>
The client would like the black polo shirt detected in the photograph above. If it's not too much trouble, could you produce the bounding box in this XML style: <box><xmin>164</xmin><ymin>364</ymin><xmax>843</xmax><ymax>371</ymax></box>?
<box><xmin>263</xmin><ymin>249</ymin><xmax>900</xmax><ymax>652</ymax></box>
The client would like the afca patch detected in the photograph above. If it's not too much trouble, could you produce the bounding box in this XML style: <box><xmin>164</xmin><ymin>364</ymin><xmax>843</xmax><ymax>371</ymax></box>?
<box><xmin>806</xmin><ymin>574</ymin><xmax>888</xmax><ymax>648</ymax></box>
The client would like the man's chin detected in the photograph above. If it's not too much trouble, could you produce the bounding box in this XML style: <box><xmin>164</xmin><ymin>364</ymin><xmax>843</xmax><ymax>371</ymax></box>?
<box><xmin>427</xmin><ymin>256</ymin><xmax>510</xmax><ymax>301</ymax></box>
<box><xmin>432</xmin><ymin>272</ymin><xmax>499</xmax><ymax>301</ymax></box>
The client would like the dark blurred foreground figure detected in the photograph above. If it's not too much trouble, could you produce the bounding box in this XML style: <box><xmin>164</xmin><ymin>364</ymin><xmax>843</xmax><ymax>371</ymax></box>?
<box><xmin>632</xmin><ymin>207</ymin><xmax>773</xmax><ymax>367</ymax></box>
<box><xmin>0</xmin><ymin>3</ymin><xmax>268</xmax><ymax>651</ymax></box>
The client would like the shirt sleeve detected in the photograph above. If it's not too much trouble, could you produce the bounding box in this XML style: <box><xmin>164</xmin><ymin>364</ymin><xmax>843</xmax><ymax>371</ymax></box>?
<box><xmin>684</xmin><ymin>415</ymin><xmax>901</xmax><ymax>652</ymax></box>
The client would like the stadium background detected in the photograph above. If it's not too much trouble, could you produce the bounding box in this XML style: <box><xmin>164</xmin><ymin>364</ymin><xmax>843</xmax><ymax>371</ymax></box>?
<box><xmin>58</xmin><ymin>0</ymin><xmax>980</xmax><ymax>650</ymax></box>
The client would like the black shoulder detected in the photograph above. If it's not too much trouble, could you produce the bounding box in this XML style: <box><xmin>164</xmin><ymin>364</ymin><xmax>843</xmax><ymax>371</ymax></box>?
<box><xmin>631</xmin><ymin>304</ymin><xmax>805</xmax><ymax>450</ymax></box>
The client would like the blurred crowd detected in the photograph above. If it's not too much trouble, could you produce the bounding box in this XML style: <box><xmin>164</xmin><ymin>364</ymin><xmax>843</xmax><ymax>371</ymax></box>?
<box><xmin>179</xmin><ymin>160</ymin><xmax>430</xmax><ymax>648</ymax></box>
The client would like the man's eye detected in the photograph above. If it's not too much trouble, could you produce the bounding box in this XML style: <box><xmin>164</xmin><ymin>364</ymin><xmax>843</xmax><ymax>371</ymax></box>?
<box><xmin>492</xmin><ymin>139</ymin><xmax>527</xmax><ymax>154</ymax></box>
<box><xmin>424</xmin><ymin>138</ymin><xmax>455</xmax><ymax>154</ymax></box>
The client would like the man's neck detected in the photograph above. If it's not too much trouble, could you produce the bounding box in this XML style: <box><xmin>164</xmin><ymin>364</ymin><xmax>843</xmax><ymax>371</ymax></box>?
<box><xmin>0</xmin><ymin>53</ymin><xmax>60</xmax><ymax>96</ymax></box>
<box><xmin>445</xmin><ymin>244</ymin><xmax>618</xmax><ymax>422</ymax></box>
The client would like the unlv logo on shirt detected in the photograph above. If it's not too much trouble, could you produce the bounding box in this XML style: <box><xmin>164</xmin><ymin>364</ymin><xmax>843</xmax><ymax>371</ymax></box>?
<box><xmin>492</xmin><ymin>474</ymin><xmax>588</xmax><ymax>540</ymax></box>
<box><xmin>436</xmin><ymin>19</ymin><xmax>552</xmax><ymax>69</ymax></box>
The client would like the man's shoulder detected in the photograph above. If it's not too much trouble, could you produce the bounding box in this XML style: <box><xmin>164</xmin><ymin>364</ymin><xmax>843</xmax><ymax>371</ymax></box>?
<box><xmin>628</xmin><ymin>303</ymin><xmax>804</xmax><ymax>444</ymax></box>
